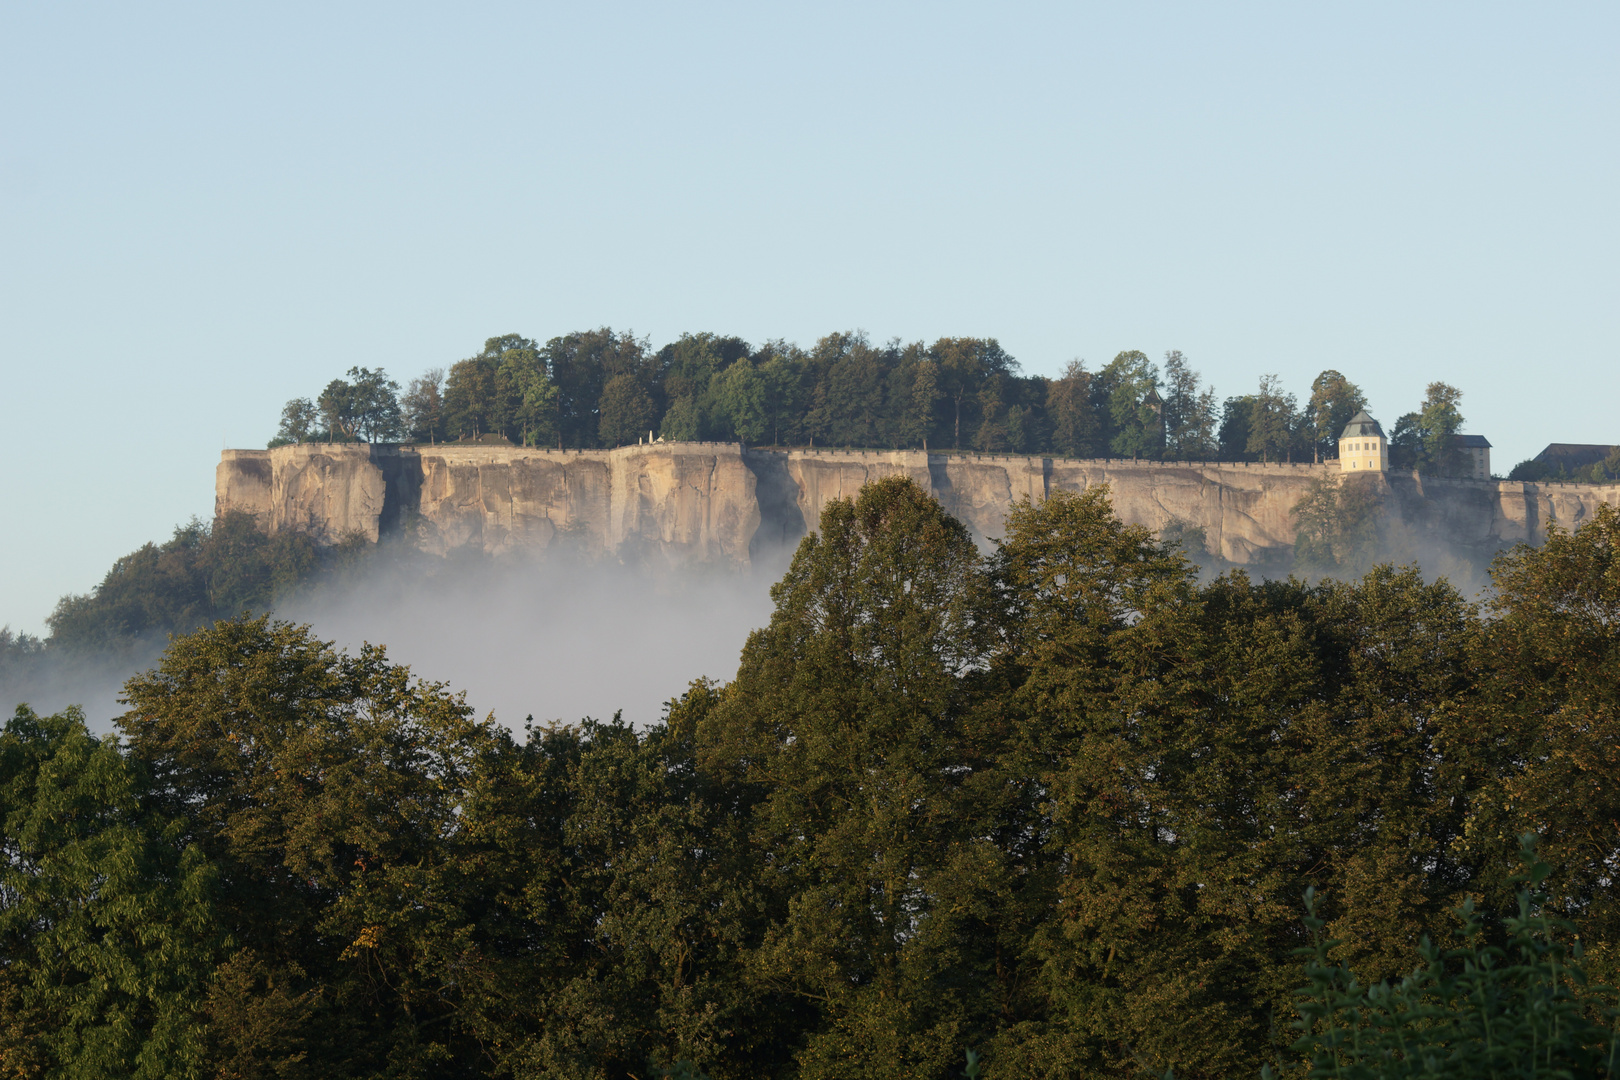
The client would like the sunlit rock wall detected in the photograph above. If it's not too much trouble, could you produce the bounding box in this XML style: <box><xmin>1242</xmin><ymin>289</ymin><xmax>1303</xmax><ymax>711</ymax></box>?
<box><xmin>217</xmin><ymin>443</ymin><xmax>1620</xmax><ymax>568</ymax></box>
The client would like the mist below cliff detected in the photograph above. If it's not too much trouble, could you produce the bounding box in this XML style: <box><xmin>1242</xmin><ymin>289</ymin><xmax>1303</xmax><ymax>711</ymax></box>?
<box><xmin>0</xmin><ymin>486</ymin><xmax>1550</xmax><ymax>735</ymax></box>
<box><xmin>275</xmin><ymin>550</ymin><xmax>788</xmax><ymax>730</ymax></box>
<box><xmin>2</xmin><ymin>549</ymin><xmax>791</xmax><ymax>736</ymax></box>
<box><xmin>0</xmin><ymin>646</ymin><xmax>160</xmax><ymax>736</ymax></box>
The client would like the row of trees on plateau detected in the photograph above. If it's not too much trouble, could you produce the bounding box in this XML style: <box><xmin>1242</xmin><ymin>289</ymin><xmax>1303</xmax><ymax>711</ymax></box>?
<box><xmin>5</xmin><ymin>480</ymin><xmax>1619</xmax><ymax>1078</ymax></box>
<box><xmin>269</xmin><ymin>329</ymin><xmax>1477</xmax><ymax>470</ymax></box>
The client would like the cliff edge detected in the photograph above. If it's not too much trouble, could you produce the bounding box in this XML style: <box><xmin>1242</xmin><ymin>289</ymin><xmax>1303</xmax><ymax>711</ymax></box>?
<box><xmin>217</xmin><ymin>443</ymin><xmax>1620</xmax><ymax>569</ymax></box>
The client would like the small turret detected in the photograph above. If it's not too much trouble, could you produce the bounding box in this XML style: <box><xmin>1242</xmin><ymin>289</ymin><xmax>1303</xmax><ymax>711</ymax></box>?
<box><xmin>1338</xmin><ymin>410</ymin><xmax>1387</xmax><ymax>473</ymax></box>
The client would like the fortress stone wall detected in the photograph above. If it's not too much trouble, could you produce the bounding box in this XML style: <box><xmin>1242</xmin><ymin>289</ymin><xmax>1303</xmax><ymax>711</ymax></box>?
<box><xmin>217</xmin><ymin>442</ymin><xmax>1620</xmax><ymax>568</ymax></box>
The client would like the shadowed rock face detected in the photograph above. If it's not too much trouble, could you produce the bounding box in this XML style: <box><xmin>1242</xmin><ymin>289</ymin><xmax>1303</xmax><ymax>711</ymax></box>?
<box><xmin>218</xmin><ymin>443</ymin><xmax>1620</xmax><ymax>568</ymax></box>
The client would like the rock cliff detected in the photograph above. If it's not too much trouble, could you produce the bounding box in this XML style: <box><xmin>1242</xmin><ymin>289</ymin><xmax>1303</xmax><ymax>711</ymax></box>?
<box><xmin>217</xmin><ymin>443</ymin><xmax>1620</xmax><ymax>568</ymax></box>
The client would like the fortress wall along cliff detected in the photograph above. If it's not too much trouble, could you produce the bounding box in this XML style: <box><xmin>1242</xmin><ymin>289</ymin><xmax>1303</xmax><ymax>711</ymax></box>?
<box><xmin>216</xmin><ymin>442</ymin><xmax>1620</xmax><ymax>568</ymax></box>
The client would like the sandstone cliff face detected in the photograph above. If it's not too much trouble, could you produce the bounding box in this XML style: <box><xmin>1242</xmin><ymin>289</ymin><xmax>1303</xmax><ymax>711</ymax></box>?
<box><xmin>217</xmin><ymin>444</ymin><xmax>1620</xmax><ymax>569</ymax></box>
<box><xmin>219</xmin><ymin>446</ymin><xmax>389</xmax><ymax>544</ymax></box>
<box><xmin>219</xmin><ymin>443</ymin><xmax>765</xmax><ymax>566</ymax></box>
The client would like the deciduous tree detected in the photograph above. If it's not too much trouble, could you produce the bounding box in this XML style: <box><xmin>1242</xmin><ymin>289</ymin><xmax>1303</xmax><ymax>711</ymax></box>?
<box><xmin>1305</xmin><ymin>369</ymin><xmax>1367</xmax><ymax>462</ymax></box>
<box><xmin>0</xmin><ymin>706</ymin><xmax>220</xmax><ymax>1079</ymax></box>
<box><xmin>401</xmin><ymin>368</ymin><xmax>446</xmax><ymax>443</ymax></box>
<box><xmin>1101</xmin><ymin>350</ymin><xmax>1161</xmax><ymax>459</ymax></box>
<box><xmin>1162</xmin><ymin>350</ymin><xmax>1219</xmax><ymax>459</ymax></box>
<box><xmin>1246</xmin><ymin>373</ymin><xmax>1297</xmax><ymax>462</ymax></box>
<box><xmin>1417</xmin><ymin>381</ymin><xmax>1466</xmax><ymax>475</ymax></box>
<box><xmin>1046</xmin><ymin>360</ymin><xmax>1100</xmax><ymax>458</ymax></box>
<box><xmin>118</xmin><ymin>616</ymin><xmax>506</xmax><ymax>1076</ymax></box>
<box><xmin>271</xmin><ymin>397</ymin><xmax>318</xmax><ymax>447</ymax></box>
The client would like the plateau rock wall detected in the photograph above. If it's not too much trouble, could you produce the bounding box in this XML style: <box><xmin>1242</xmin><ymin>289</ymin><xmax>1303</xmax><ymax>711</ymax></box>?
<box><xmin>217</xmin><ymin>443</ymin><xmax>1620</xmax><ymax>568</ymax></box>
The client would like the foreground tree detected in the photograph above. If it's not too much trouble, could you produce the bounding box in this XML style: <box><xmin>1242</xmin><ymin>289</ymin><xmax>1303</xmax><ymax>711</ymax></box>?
<box><xmin>1281</xmin><ymin>835</ymin><xmax>1620</xmax><ymax>1080</ymax></box>
<box><xmin>22</xmin><ymin>476</ymin><xmax>1620</xmax><ymax>1078</ymax></box>
<box><xmin>694</xmin><ymin>476</ymin><xmax>992</xmax><ymax>1078</ymax></box>
<box><xmin>981</xmin><ymin>486</ymin><xmax>1477</xmax><ymax>1077</ymax></box>
<box><xmin>119</xmin><ymin>616</ymin><xmax>507</xmax><ymax>1077</ymax></box>
<box><xmin>0</xmin><ymin>706</ymin><xmax>219</xmax><ymax>1078</ymax></box>
<box><xmin>1453</xmin><ymin>503</ymin><xmax>1620</xmax><ymax>984</ymax></box>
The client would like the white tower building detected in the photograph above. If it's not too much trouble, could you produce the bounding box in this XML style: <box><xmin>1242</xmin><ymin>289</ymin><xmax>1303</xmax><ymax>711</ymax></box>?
<box><xmin>1339</xmin><ymin>410</ymin><xmax>1387</xmax><ymax>472</ymax></box>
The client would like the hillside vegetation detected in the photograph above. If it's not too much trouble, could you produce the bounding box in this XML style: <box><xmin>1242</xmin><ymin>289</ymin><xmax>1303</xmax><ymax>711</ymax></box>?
<box><xmin>4</xmin><ymin>480</ymin><xmax>1618</xmax><ymax>1078</ymax></box>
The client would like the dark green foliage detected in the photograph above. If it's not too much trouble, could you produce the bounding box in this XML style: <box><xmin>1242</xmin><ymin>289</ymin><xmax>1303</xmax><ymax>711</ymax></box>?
<box><xmin>0</xmin><ymin>626</ymin><xmax>44</xmax><ymax>687</ymax></box>
<box><xmin>1509</xmin><ymin>458</ymin><xmax>1551</xmax><ymax>482</ymax></box>
<box><xmin>442</xmin><ymin>334</ymin><xmax>562</xmax><ymax>445</ymax></box>
<box><xmin>1045</xmin><ymin>360</ymin><xmax>1101</xmax><ymax>457</ymax></box>
<box><xmin>1415</xmin><ymin>383</ymin><xmax>1466</xmax><ymax>477</ymax></box>
<box><xmin>264</xmin><ymin>332</ymin><xmax>1492</xmax><ymax>485</ymax></box>
<box><xmin>44</xmin><ymin>512</ymin><xmax>322</xmax><ymax>656</ymax></box>
<box><xmin>270</xmin><ymin>397</ymin><xmax>319</xmax><ymax>447</ymax></box>
<box><xmin>599</xmin><ymin>372</ymin><xmax>657</xmax><ymax>445</ymax></box>
<box><xmin>119</xmin><ymin>615</ymin><xmax>506</xmax><ymax>1076</ymax></box>
<box><xmin>1219</xmin><ymin>393</ymin><xmax>1259</xmax><ymax>461</ymax></box>
<box><xmin>1162</xmin><ymin>350</ymin><xmax>1220</xmax><ymax>460</ymax></box>
<box><xmin>692</xmin><ymin>477</ymin><xmax>993</xmax><ymax>1078</ymax></box>
<box><xmin>1306</xmin><ymin>371</ymin><xmax>1369</xmax><ymax>463</ymax></box>
<box><xmin>1510</xmin><ymin>446</ymin><xmax>1620</xmax><ymax>484</ymax></box>
<box><xmin>0</xmin><ymin>705</ymin><xmax>219</xmax><ymax>1078</ymax></box>
<box><xmin>1275</xmin><ymin>835</ymin><xmax>1620</xmax><ymax>1079</ymax></box>
<box><xmin>1247</xmin><ymin>374</ymin><xmax>1298</xmax><ymax>462</ymax></box>
<box><xmin>10</xmin><ymin>480</ymin><xmax>1620</xmax><ymax>1077</ymax></box>
<box><xmin>1101</xmin><ymin>350</ymin><xmax>1163</xmax><ymax>459</ymax></box>
<box><xmin>1449</xmin><ymin>503</ymin><xmax>1620</xmax><ymax>988</ymax></box>
<box><xmin>545</xmin><ymin>328</ymin><xmax>648</xmax><ymax>449</ymax></box>
<box><xmin>1386</xmin><ymin>384</ymin><xmax>1468</xmax><ymax>476</ymax></box>
<box><xmin>317</xmin><ymin>367</ymin><xmax>404</xmax><ymax>443</ymax></box>
<box><xmin>1388</xmin><ymin>412</ymin><xmax>1423</xmax><ymax>470</ymax></box>
<box><xmin>401</xmin><ymin>368</ymin><xmax>447</xmax><ymax>443</ymax></box>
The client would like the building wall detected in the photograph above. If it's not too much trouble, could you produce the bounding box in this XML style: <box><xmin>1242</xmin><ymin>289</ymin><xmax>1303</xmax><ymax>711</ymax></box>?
<box><xmin>1339</xmin><ymin>434</ymin><xmax>1387</xmax><ymax>473</ymax></box>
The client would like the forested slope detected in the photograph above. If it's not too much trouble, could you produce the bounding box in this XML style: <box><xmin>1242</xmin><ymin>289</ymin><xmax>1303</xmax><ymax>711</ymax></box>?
<box><xmin>4</xmin><ymin>481</ymin><xmax>1618</xmax><ymax>1078</ymax></box>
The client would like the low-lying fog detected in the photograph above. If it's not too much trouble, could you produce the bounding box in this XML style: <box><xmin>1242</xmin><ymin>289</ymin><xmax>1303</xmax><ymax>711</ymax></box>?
<box><xmin>1</xmin><ymin>553</ymin><xmax>786</xmax><ymax>736</ymax></box>
<box><xmin>278</xmin><ymin>553</ymin><xmax>784</xmax><ymax>730</ymax></box>
<box><xmin>3</xmin><ymin>521</ymin><xmax>1502</xmax><ymax>737</ymax></box>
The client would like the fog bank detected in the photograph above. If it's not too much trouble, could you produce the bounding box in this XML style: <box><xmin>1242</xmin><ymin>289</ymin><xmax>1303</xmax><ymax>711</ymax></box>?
<box><xmin>276</xmin><ymin>551</ymin><xmax>785</xmax><ymax>730</ymax></box>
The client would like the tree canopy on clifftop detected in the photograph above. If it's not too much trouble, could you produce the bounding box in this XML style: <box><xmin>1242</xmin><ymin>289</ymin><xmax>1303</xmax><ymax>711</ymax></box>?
<box><xmin>268</xmin><ymin>330</ymin><xmax>1472</xmax><ymax>473</ymax></box>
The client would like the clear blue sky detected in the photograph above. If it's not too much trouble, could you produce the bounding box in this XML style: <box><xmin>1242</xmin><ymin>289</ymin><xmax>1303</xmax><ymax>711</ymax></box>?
<box><xmin>2</xmin><ymin>2</ymin><xmax>1616</xmax><ymax>635</ymax></box>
